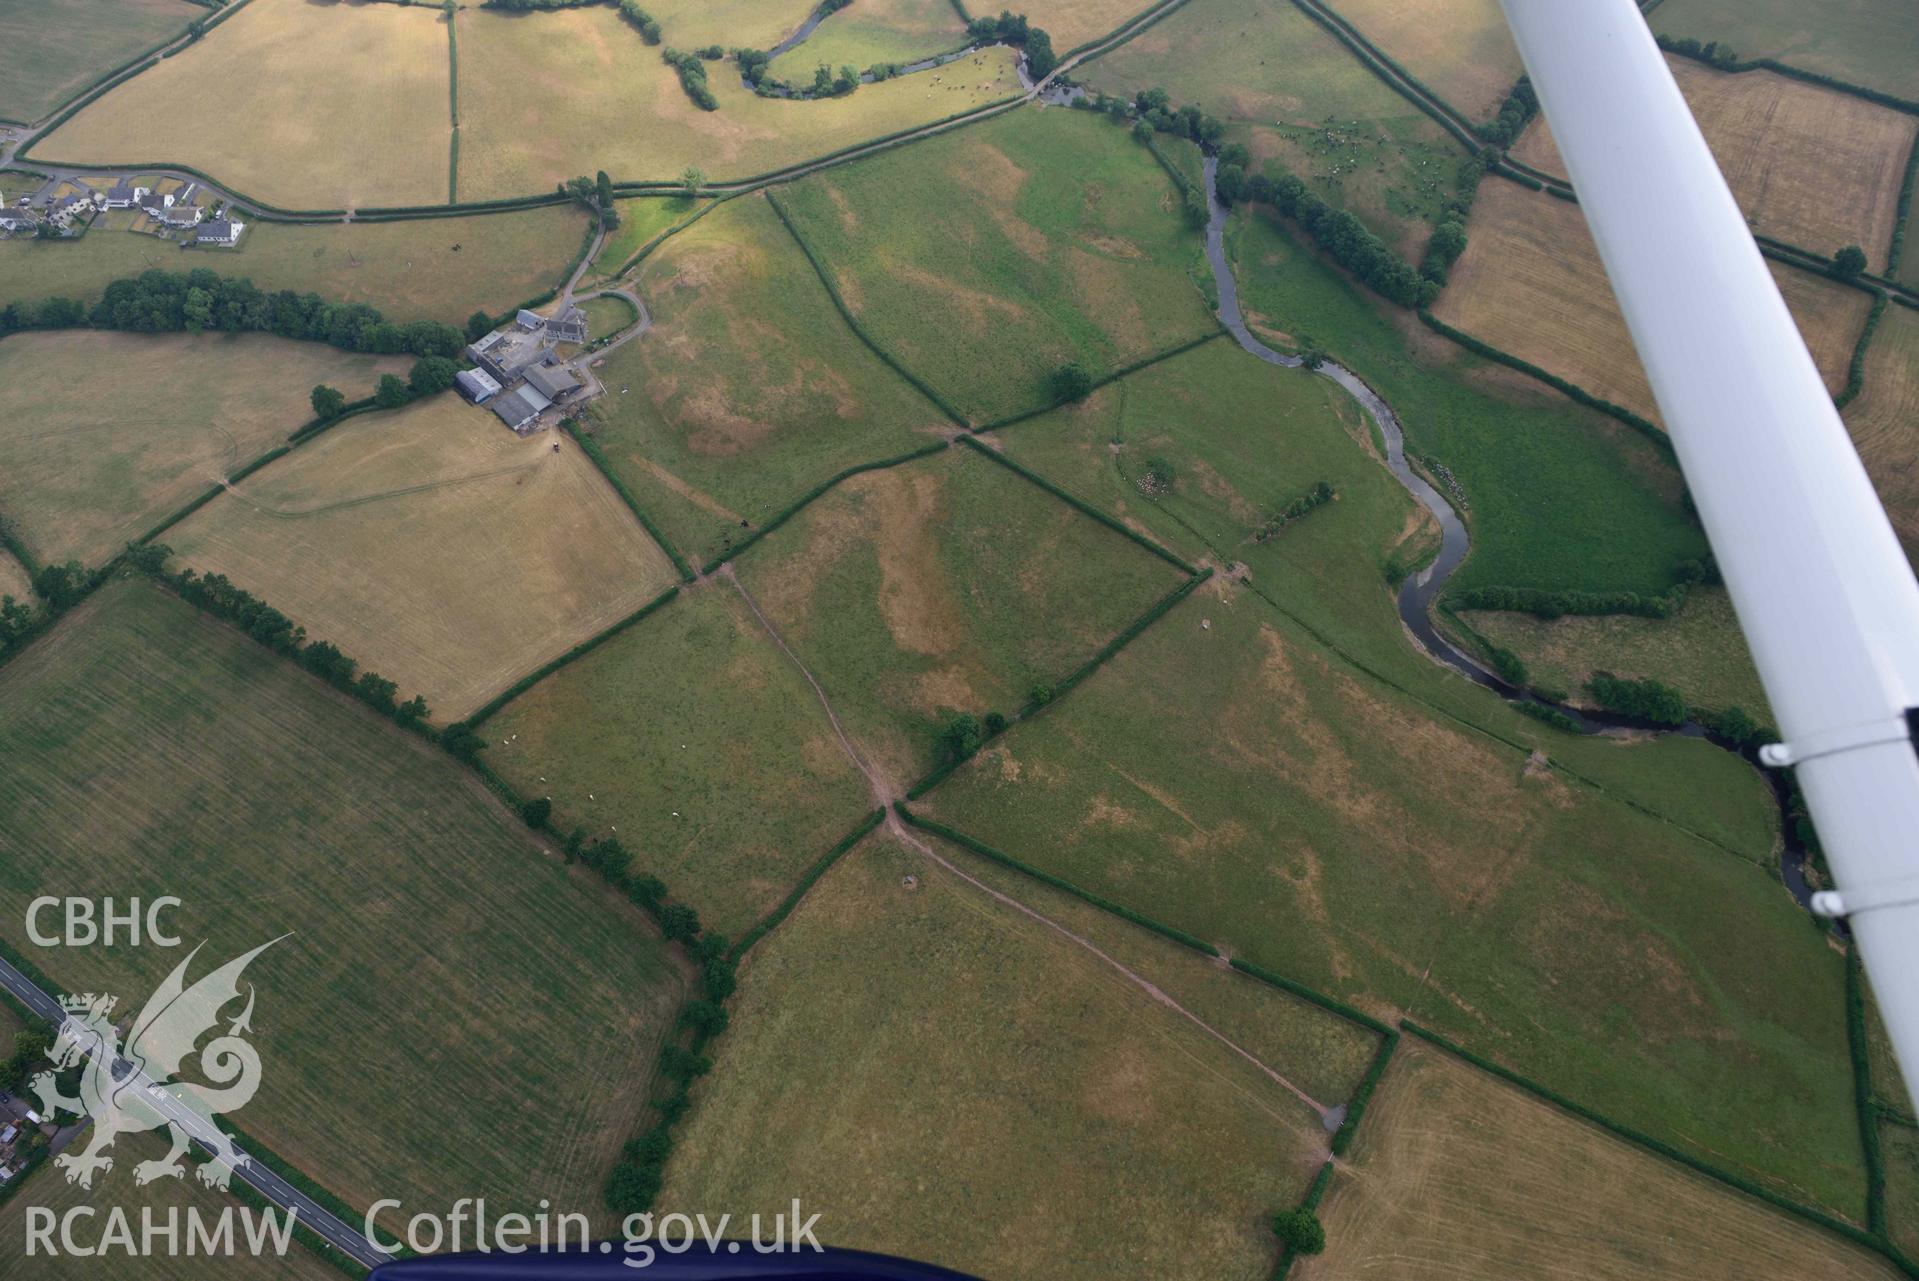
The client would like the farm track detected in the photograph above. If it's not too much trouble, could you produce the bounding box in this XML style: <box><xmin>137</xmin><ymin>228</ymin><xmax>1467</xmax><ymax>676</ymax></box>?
<box><xmin>721</xmin><ymin>565</ymin><xmax>1343</xmax><ymax>1133</ymax></box>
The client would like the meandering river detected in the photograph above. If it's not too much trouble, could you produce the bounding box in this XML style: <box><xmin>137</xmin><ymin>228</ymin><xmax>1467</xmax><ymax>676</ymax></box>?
<box><xmin>1197</xmin><ymin>157</ymin><xmax>1818</xmax><ymax>911</ymax></box>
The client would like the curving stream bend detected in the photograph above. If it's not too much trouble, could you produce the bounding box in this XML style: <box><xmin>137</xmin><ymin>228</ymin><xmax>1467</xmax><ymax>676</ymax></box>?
<box><xmin>1197</xmin><ymin>156</ymin><xmax>1819</xmax><ymax>912</ymax></box>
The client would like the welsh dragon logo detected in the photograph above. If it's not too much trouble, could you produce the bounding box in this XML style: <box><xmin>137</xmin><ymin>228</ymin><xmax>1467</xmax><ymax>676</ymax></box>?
<box><xmin>32</xmin><ymin>938</ymin><xmax>282</xmax><ymax>1191</ymax></box>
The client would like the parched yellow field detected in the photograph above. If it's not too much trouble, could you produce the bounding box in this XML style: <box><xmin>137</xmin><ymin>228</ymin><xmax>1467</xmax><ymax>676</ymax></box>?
<box><xmin>1015</xmin><ymin>0</ymin><xmax>1159</xmax><ymax>52</ymax></box>
<box><xmin>666</xmin><ymin>832</ymin><xmax>1333</xmax><ymax>1281</ymax></box>
<box><xmin>0</xmin><ymin>205</ymin><xmax>590</xmax><ymax>323</ymax></box>
<box><xmin>1326</xmin><ymin>0</ymin><xmax>1524</xmax><ymax>122</ymax></box>
<box><xmin>456</xmin><ymin>5</ymin><xmax>1022</xmax><ymax>199</ymax></box>
<box><xmin>37</xmin><ymin>0</ymin><xmax>451</xmax><ymax>209</ymax></box>
<box><xmin>1298</xmin><ymin>1039</ymin><xmax>1900</xmax><ymax>1281</ymax></box>
<box><xmin>0</xmin><ymin>330</ymin><xmax>407</xmax><ymax>567</ymax></box>
<box><xmin>1434</xmin><ymin>180</ymin><xmax>1870</xmax><ymax>426</ymax></box>
<box><xmin>1512</xmin><ymin>56</ymin><xmax>1917</xmax><ymax>269</ymax></box>
<box><xmin>1843</xmin><ymin>302</ymin><xmax>1919</xmax><ymax>567</ymax></box>
<box><xmin>164</xmin><ymin>395</ymin><xmax>679</xmax><ymax>721</ymax></box>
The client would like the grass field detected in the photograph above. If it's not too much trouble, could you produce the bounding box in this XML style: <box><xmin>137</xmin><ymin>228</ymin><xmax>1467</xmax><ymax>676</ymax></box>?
<box><xmin>1324</xmin><ymin>0</ymin><xmax>1524</xmax><ymax>122</ymax></box>
<box><xmin>734</xmin><ymin>444</ymin><xmax>1188</xmax><ymax>789</ymax></box>
<box><xmin>0</xmin><ymin>0</ymin><xmax>198</xmax><ymax>124</ymax></box>
<box><xmin>1300</xmin><ymin>1038</ymin><xmax>1899</xmax><ymax>1281</ymax></box>
<box><xmin>1650</xmin><ymin>0</ymin><xmax>1918</xmax><ymax>103</ymax></box>
<box><xmin>1843</xmin><ymin>302</ymin><xmax>1919</xmax><ymax>568</ymax></box>
<box><xmin>665</xmin><ymin>831</ymin><xmax>1334</xmax><ymax>1281</ymax></box>
<box><xmin>1011</xmin><ymin>0</ymin><xmax>1161</xmax><ymax>52</ymax></box>
<box><xmin>482</xmin><ymin>586</ymin><xmax>875</xmax><ymax>938</ymax></box>
<box><xmin>915</xmin><ymin>585</ymin><xmax>1862</xmax><ymax>1214</ymax></box>
<box><xmin>577</xmin><ymin>292</ymin><xmax>638</xmax><ymax>340</ymax></box>
<box><xmin>456</xmin><ymin>6</ymin><xmax>1022</xmax><ymax>200</ymax></box>
<box><xmin>983</xmin><ymin>280</ymin><xmax>1778</xmax><ymax>860</ymax></box>
<box><xmin>0</xmin><ymin>330</ymin><xmax>408</xmax><ymax>568</ymax></box>
<box><xmin>1457</xmin><ymin>587</ymin><xmax>1773</xmax><ymax>719</ymax></box>
<box><xmin>768</xmin><ymin>0</ymin><xmax>968</xmax><ymax>79</ymax></box>
<box><xmin>1434</xmin><ymin>180</ymin><xmax>1872</xmax><ymax>426</ymax></box>
<box><xmin>0</xmin><ymin>579</ymin><xmax>683</xmax><ymax>1229</ymax></box>
<box><xmin>1511</xmin><ymin>57</ymin><xmax>1918</xmax><ymax>269</ymax></box>
<box><xmin>164</xmin><ymin>394</ymin><xmax>679</xmax><ymax>721</ymax></box>
<box><xmin>776</xmin><ymin>107</ymin><xmax>1217</xmax><ymax>424</ymax></box>
<box><xmin>37</xmin><ymin>0</ymin><xmax>452</xmax><ymax>210</ymax></box>
<box><xmin>1888</xmin><ymin>1121</ymin><xmax>1919</xmax><ymax>1262</ymax></box>
<box><xmin>581</xmin><ymin>193</ymin><xmax>946</xmax><ymax>565</ymax></box>
<box><xmin>1078</xmin><ymin>0</ymin><xmax>1472</xmax><ymax>258</ymax></box>
<box><xmin>587</xmin><ymin>195</ymin><xmax>701</xmax><ymax>280</ymax></box>
<box><xmin>0</xmin><ymin>1134</ymin><xmax>344</xmax><ymax>1279</ymax></box>
<box><xmin>0</xmin><ymin>204</ymin><xmax>590</xmax><ymax>322</ymax></box>
<box><xmin>0</xmin><ymin>550</ymin><xmax>31</xmax><ymax>603</ymax></box>
<box><xmin>646</xmin><ymin>0</ymin><xmax>816</xmax><ymax>53</ymax></box>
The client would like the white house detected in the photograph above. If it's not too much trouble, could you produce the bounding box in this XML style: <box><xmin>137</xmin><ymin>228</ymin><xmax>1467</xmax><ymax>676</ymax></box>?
<box><xmin>156</xmin><ymin>202</ymin><xmax>204</xmax><ymax>228</ymax></box>
<box><xmin>193</xmin><ymin>218</ymin><xmax>244</xmax><ymax>246</ymax></box>
<box><xmin>102</xmin><ymin>180</ymin><xmax>149</xmax><ymax>209</ymax></box>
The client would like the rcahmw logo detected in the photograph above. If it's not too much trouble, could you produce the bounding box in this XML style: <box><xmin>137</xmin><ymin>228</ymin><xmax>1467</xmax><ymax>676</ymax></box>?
<box><xmin>23</xmin><ymin>938</ymin><xmax>300</xmax><ymax>1260</ymax></box>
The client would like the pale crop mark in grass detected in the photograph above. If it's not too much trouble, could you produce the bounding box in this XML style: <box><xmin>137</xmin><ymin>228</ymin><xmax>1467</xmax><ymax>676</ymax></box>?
<box><xmin>726</xmin><ymin>561</ymin><xmax>1340</xmax><ymax>1126</ymax></box>
<box><xmin>217</xmin><ymin>458</ymin><xmax>545</xmax><ymax>519</ymax></box>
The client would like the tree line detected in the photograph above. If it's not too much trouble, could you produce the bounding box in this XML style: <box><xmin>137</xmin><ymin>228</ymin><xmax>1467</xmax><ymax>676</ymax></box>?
<box><xmin>0</xmin><ymin>269</ymin><xmax>466</xmax><ymax>360</ymax></box>
<box><xmin>663</xmin><ymin>47</ymin><xmax>719</xmax><ymax>110</ymax></box>
<box><xmin>966</xmin><ymin>11</ymin><xmax>1056</xmax><ymax>80</ymax></box>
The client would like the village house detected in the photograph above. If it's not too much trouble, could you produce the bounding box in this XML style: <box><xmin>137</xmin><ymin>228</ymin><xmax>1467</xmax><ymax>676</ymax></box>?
<box><xmin>0</xmin><ymin>210</ymin><xmax>38</xmax><ymax>234</ymax></box>
<box><xmin>102</xmin><ymin>180</ymin><xmax>149</xmax><ymax>209</ymax></box>
<box><xmin>193</xmin><ymin>217</ymin><xmax>244</xmax><ymax>246</ymax></box>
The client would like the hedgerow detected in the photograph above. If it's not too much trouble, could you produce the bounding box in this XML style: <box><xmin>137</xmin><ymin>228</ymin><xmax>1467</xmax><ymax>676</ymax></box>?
<box><xmin>729</xmin><ymin>809</ymin><xmax>886</xmax><ymax>962</ymax></box>
<box><xmin>954</xmin><ymin>435</ymin><xmax>1195</xmax><ymax>573</ymax></box>
<box><xmin>663</xmin><ymin>48</ymin><xmax>718</xmax><ymax>111</ymax></box>
<box><xmin>1271</xmin><ymin>1159</ymin><xmax>1335</xmax><ymax>1278</ymax></box>
<box><xmin>699</xmin><ymin>440</ymin><xmax>951</xmax><ymax>575</ymax></box>
<box><xmin>463</xmin><ymin>585</ymin><xmax>680</xmax><ymax>727</ymax></box>
<box><xmin>1835</xmin><ymin>290</ymin><xmax>1889</xmax><ymax>410</ymax></box>
<box><xmin>1655</xmin><ymin>36</ymin><xmax>1919</xmax><ymax>117</ymax></box>
<box><xmin>1849</xmin><ymin>949</ymin><xmax>1889</xmax><ymax>1235</ymax></box>
<box><xmin>563</xmin><ymin>422</ymin><xmax>695</xmax><ymax>582</ymax></box>
<box><xmin>1586</xmin><ymin>671</ymin><xmax>1688</xmax><ymax>726</ymax></box>
<box><xmin>1330</xmin><ymin>1030</ymin><xmax>1397</xmax><ymax>1156</ymax></box>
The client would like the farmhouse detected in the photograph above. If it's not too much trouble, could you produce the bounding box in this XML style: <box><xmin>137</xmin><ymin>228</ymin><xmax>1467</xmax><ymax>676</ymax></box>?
<box><xmin>193</xmin><ymin>218</ymin><xmax>244</xmax><ymax>246</ymax></box>
<box><xmin>546</xmin><ymin>305</ymin><xmax>588</xmax><ymax>345</ymax></box>
<box><xmin>456</xmin><ymin>367</ymin><xmax>502</xmax><ymax>404</ymax></box>
<box><xmin>489</xmin><ymin>383</ymin><xmax>553</xmax><ymax>434</ymax></box>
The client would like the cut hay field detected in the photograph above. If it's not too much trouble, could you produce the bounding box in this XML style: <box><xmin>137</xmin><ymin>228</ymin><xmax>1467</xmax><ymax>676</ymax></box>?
<box><xmin>665</xmin><ymin>831</ymin><xmax>1334</xmax><ymax>1281</ymax></box>
<box><xmin>1650</xmin><ymin>0</ymin><xmax>1918</xmax><ymax>103</ymax></box>
<box><xmin>645</xmin><ymin>0</ymin><xmax>816</xmax><ymax>54</ymax></box>
<box><xmin>776</xmin><ymin>107</ymin><xmax>1216</xmax><ymax>424</ymax></box>
<box><xmin>1298</xmin><ymin>1038</ymin><xmax>1900</xmax><ymax>1281</ymax></box>
<box><xmin>482</xmin><ymin>586</ymin><xmax>875</xmax><ymax>938</ymax></box>
<box><xmin>768</xmin><ymin>0</ymin><xmax>968</xmax><ymax>79</ymax></box>
<box><xmin>1457</xmin><ymin>587</ymin><xmax>1772</xmax><ymax>721</ymax></box>
<box><xmin>1079</xmin><ymin>0</ymin><xmax>1472</xmax><ymax>258</ymax></box>
<box><xmin>0</xmin><ymin>1135</ymin><xmax>342</xmax><ymax>1280</ymax></box>
<box><xmin>0</xmin><ymin>579</ymin><xmax>683</xmax><ymax>1230</ymax></box>
<box><xmin>0</xmin><ymin>330</ymin><xmax>408</xmax><ymax>568</ymax></box>
<box><xmin>164</xmin><ymin>394</ymin><xmax>679</xmax><ymax>722</ymax></box>
<box><xmin>1511</xmin><ymin>56</ymin><xmax>1917</xmax><ymax>270</ymax></box>
<box><xmin>915</xmin><ymin>586</ymin><xmax>1864</xmax><ymax>1214</ymax></box>
<box><xmin>456</xmin><ymin>6</ymin><xmax>1022</xmax><ymax>200</ymax></box>
<box><xmin>733</xmin><ymin>443</ymin><xmax>1188</xmax><ymax>790</ymax></box>
<box><xmin>1843</xmin><ymin>302</ymin><xmax>1919</xmax><ymax>568</ymax></box>
<box><xmin>582</xmin><ymin>193</ymin><xmax>946</xmax><ymax>566</ymax></box>
<box><xmin>0</xmin><ymin>0</ymin><xmax>198</xmax><ymax>124</ymax></box>
<box><xmin>1433</xmin><ymin>180</ymin><xmax>1872</xmax><ymax>426</ymax></box>
<box><xmin>1323</xmin><ymin>0</ymin><xmax>1524</xmax><ymax>123</ymax></box>
<box><xmin>0</xmin><ymin>205</ymin><xmax>590</xmax><ymax>323</ymax></box>
<box><xmin>36</xmin><ymin>0</ymin><xmax>452</xmax><ymax>210</ymax></box>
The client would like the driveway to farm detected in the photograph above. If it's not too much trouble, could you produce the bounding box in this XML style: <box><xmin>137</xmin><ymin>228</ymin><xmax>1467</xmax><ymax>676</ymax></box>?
<box><xmin>0</xmin><ymin>954</ymin><xmax>392</xmax><ymax>1272</ymax></box>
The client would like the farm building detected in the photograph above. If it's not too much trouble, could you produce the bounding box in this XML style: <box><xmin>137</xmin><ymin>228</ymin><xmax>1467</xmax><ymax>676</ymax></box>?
<box><xmin>489</xmin><ymin>383</ymin><xmax>552</xmax><ymax>434</ymax></box>
<box><xmin>515</xmin><ymin>308</ymin><xmax>545</xmax><ymax>331</ymax></box>
<box><xmin>546</xmin><ymin>305</ymin><xmax>588</xmax><ymax>345</ymax></box>
<box><xmin>0</xmin><ymin>210</ymin><xmax>37</xmax><ymax>233</ymax></box>
<box><xmin>524</xmin><ymin>359</ymin><xmax>582</xmax><ymax>401</ymax></box>
<box><xmin>456</xmin><ymin>367</ymin><xmax>502</xmax><ymax>404</ymax></box>
<box><xmin>466</xmin><ymin>327</ymin><xmax>544</xmax><ymax>384</ymax></box>
<box><xmin>193</xmin><ymin>218</ymin><xmax>244</xmax><ymax>245</ymax></box>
